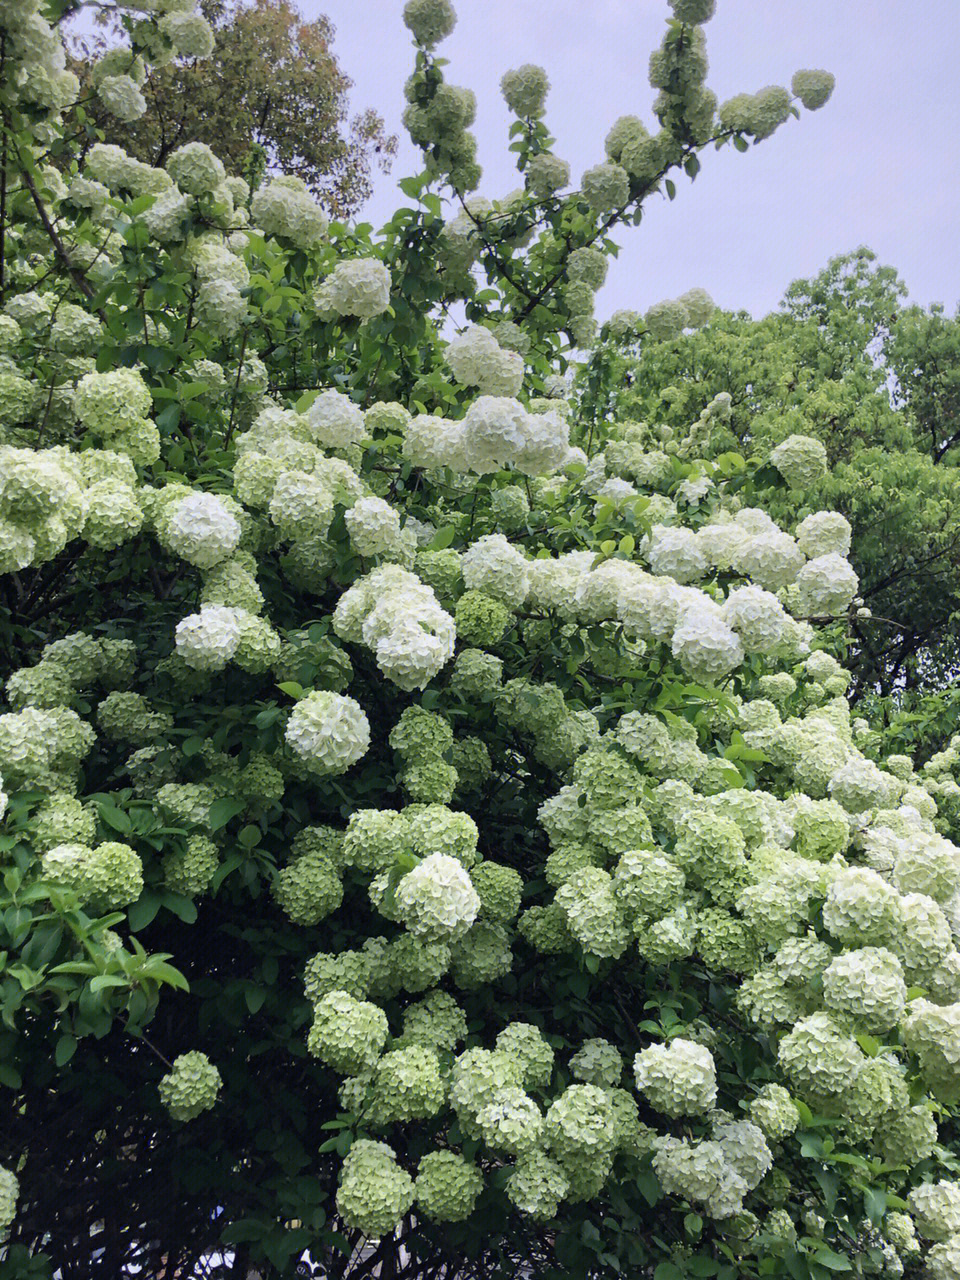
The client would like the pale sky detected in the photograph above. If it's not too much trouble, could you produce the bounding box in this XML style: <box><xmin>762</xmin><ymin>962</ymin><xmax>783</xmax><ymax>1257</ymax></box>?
<box><xmin>310</xmin><ymin>0</ymin><xmax>960</xmax><ymax>320</ymax></box>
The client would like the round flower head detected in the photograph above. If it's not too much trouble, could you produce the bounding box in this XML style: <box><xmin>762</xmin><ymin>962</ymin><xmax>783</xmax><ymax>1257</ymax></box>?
<box><xmin>477</xmin><ymin>1086</ymin><xmax>544</xmax><ymax>1154</ymax></box>
<box><xmin>634</xmin><ymin>1039</ymin><xmax>717</xmax><ymax>1117</ymax></box>
<box><xmin>544</xmin><ymin>1083</ymin><xmax>617</xmax><ymax>1167</ymax></box>
<box><xmin>0</xmin><ymin>1163</ymin><xmax>18</xmax><ymax>1233</ymax></box>
<box><xmin>345</xmin><ymin>496</ymin><xmax>401</xmax><ymax>558</ymax></box>
<box><xmin>336</xmin><ymin>1140</ymin><xmax>414</xmax><ymax>1240</ymax></box>
<box><xmin>415</xmin><ymin>1151</ymin><xmax>483</xmax><ymax>1223</ymax></box>
<box><xmin>501</xmin><ymin>64</ymin><xmax>549</xmax><ymax>116</ymax></box>
<box><xmin>395</xmin><ymin>852</ymin><xmax>480</xmax><ymax>941</ymax></box>
<box><xmin>796</xmin><ymin>511</ymin><xmax>852</xmax><ymax>559</ymax></box>
<box><xmin>822</xmin><ymin>947</ymin><xmax>906</xmax><ymax>1032</ymax></box>
<box><xmin>304</xmin><ymin>389</ymin><xmax>365</xmax><ymax>449</ymax></box>
<box><xmin>166</xmin><ymin>142</ymin><xmax>225</xmax><ymax>196</ymax></box>
<box><xmin>822</xmin><ymin>867</ymin><xmax>901</xmax><ymax>947</ymax></box>
<box><xmin>308</xmin><ymin>990</ymin><xmax>389</xmax><ymax>1075</ymax></box>
<box><xmin>370</xmin><ymin>1045</ymin><xmax>445</xmax><ymax>1123</ymax></box>
<box><xmin>403</xmin><ymin>0</ymin><xmax>457</xmax><ymax>47</ymax></box>
<box><xmin>314</xmin><ymin>258</ymin><xmax>392</xmax><ymax>319</ymax></box>
<box><xmin>778</xmin><ymin>1012</ymin><xmax>863</xmax><ymax>1100</ymax></box>
<box><xmin>470</xmin><ymin>861</ymin><xmax>523</xmax><ymax>923</ymax></box>
<box><xmin>175</xmin><ymin>605</ymin><xmax>244</xmax><ymax>671</ymax></box>
<box><xmin>794</xmin><ymin>553</ymin><xmax>859</xmax><ymax>617</ymax></box>
<box><xmin>908</xmin><ymin>1180</ymin><xmax>960</xmax><ymax>1242</ymax></box>
<box><xmin>158</xmin><ymin>1051</ymin><xmax>222</xmax><ymax>1122</ymax></box>
<box><xmin>450</xmin><ymin>1047</ymin><xmax>524</xmax><ymax>1136</ymax></box>
<box><xmin>163</xmin><ymin>492</ymin><xmax>241</xmax><ymax>569</ymax></box>
<box><xmin>771</xmin><ymin>433</ymin><xmax>829</xmax><ymax>489</ymax></box>
<box><xmin>569</xmin><ymin>1038</ymin><xmax>623</xmax><ymax>1088</ymax></box>
<box><xmin>669</xmin><ymin>0</ymin><xmax>716</xmax><ymax>21</ymax></box>
<box><xmin>272</xmin><ymin>852</ymin><xmax>343</xmax><ymax>926</ymax></box>
<box><xmin>494</xmin><ymin>1022</ymin><xmax>555</xmax><ymax>1089</ymax></box>
<box><xmin>580</xmin><ymin>162</ymin><xmax>629</xmax><ymax>213</ymax></box>
<box><xmin>791</xmin><ymin>69</ymin><xmax>835</xmax><ymax>110</ymax></box>
<box><xmin>748</xmin><ymin>1084</ymin><xmax>800</xmax><ymax>1142</ymax></box>
<box><xmin>75</xmin><ymin>368</ymin><xmax>152</xmax><ymax>436</ymax></box>
<box><xmin>285</xmin><ymin>692</ymin><xmax>371</xmax><ymax>775</ymax></box>
<box><xmin>506</xmin><ymin>1149</ymin><xmax>569</xmax><ymax>1219</ymax></box>
<box><xmin>526</xmin><ymin>152</ymin><xmax>570</xmax><ymax>197</ymax></box>
<box><xmin>645</xmin><ymin>299</ymin><xmax>690</xmax><ymax>341</ymax></box>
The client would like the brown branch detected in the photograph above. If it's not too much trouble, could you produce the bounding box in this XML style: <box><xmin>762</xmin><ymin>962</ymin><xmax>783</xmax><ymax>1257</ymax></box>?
<box><xmin>19</xmin><ymin>164</ymin><xmax>104</xmax><ymax>315</ymax></box>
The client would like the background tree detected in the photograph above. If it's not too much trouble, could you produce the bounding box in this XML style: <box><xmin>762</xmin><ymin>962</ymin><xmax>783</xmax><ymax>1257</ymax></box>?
<box><xmin>581</xmin><ymin>249</ymin><xmax>960</xmax><ymax>717</ymax></box>
<box><xmin>68</xmin><ymin>0</ymin><xmax>397</xmax><ymax>217</ymax></box>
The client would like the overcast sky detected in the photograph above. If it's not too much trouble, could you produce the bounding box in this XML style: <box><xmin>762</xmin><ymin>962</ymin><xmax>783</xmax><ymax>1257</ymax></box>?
<box><xmin>310</xmin><ymin>0</ymin><xmax>960</xmax><ymax>321</ymax></box>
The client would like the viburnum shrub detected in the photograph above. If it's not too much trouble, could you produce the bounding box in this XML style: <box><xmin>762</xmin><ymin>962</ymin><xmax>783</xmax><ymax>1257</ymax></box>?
<box><xmin>3</xmin><ymin>1</ymin><xmax>958</xmax><ymax>1278</ymax></box>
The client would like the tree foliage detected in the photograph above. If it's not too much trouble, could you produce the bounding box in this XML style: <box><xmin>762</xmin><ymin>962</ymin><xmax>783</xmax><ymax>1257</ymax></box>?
<box><xmin>582</xmin><ymin>249</ymin><xmax>960</xmax><ymax>709</ymax></box>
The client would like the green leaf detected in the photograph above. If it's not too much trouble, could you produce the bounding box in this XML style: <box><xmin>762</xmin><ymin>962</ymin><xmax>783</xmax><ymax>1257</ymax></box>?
<box><xmin>127</xmin><ymin>893</ymin><xmax>161</xmax><ymax>932</ymax></box>
<box><xmin>856</xmin><ymin>1032</ymin><xmax>881</xmax><ymax>1058</ymax></box>
<box><xmin>813</xmin><ymin>1248</ymin><xmax>853</xmax><ymax>1272</ymax></box>
<box><xmin>162</xmin><ymin>893</ymin><xmax>198</xmax><ymax>924</ymax></box>
<box><xmin>245</xmin><ymin>986</ymin><xmax>266</xmax><ymax>1014</ymax></box>
<box><xmin>426</xmin><ymin>525</ymin><xmax>456</xmax><ymax>551</ymax></box>
<box><xmin>238</xmin><ymin>824</ymin><xmax>262</xmax><ymax>848</ymax></box>
<box><xmin>654</xmin><ymin>1265</ymin><xmax>683</xmax><ymax>1280</ymax></box>
<box><xmin>276</xmin><ymin>681</ymin><xmax>304</xmax><ymax>699</ymax></box>
<box><xmin>863</xmin><ymin>1187</ymin><xmax>886</xmax><ymax>1224</ymax></box>
<box><xmin>90</xmin><ymin>974</ymin><xmax>130</xmax><ymax>993</ymax></box>
<box><xmin>97</xmin><ymin>803</ymin><xmax>132</xmax><ymax>835</ymax></box>
<box><xmin>221</xmin><ymin>1219</ymin><xmax>267</xmax><ymax>1246</ymax></box>
<box><xmin>207</xmin><ymin>798</ymin><xmax>246</xmax><ymax>832</ymax></box>
<box><xmin>55</xmin><ymin>1034</ymin><xmax>77</xmax><ymax>1066</ymax></box>
<box><xmin>0</xmin><ymin>1063</ymin><xmax>23</xmax><ymax>1089</ymax></box>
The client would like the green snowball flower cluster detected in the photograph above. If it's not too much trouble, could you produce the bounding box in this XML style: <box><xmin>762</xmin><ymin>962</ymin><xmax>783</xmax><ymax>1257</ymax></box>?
<box><xmin>336</xmin><ymin>1139</ymin><xmax>415</xmax><ymax>1240</ymax></box>
<box><xmin>158</xmin><ymin>1051</ymin><xmax>222</xmax><ymax>1122</ymax></box>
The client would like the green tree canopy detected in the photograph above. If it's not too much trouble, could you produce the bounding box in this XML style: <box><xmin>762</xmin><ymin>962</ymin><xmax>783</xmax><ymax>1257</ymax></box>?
<box><xmin>582</xmin><ymin>249</ymin><xmax>960</xmax><ymax>706</ymax></box>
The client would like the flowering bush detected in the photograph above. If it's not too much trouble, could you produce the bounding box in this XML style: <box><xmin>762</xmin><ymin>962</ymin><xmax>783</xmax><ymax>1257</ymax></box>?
<box><xmin>4</xmin><ymin>1</ymin><xmax>957</xmax><ymax>1279</ymax></box>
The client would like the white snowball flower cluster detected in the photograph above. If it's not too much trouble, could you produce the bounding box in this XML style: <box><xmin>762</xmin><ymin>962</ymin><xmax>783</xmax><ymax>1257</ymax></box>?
<box><xmin>250</xmin><ymin>177</ymin><xmax>329</xmax><ymax>246</ymax></box>
<box><xmin>822</xmin><ymin>947</ymin><xmax>906</xmax><ymax>1031</ymax></box>
<box><xmin>461</xmin><ymin>396</ymin><xmax>570</xmax><ymax>476</ymax></box>
<box><xmin>634</xmin><ymin>1039</ymin><xmax>717</xmax><ymax>1117</ymax></box>
<box><xmin>344</xmin><ymin>496</ymin><xmax>403</xmax><ymax>558</ymax></box>
<box><xmin>313</xmin><ymin>259</ymin><xmax>392</xmax><ymax>319</ymax></box>
<box><xmin>445</xmin><ymin>326</ymin><xmax>524</xmax><ymax>396</ymax></box>
<box><xmin>461</xmin><ymin>534</ymin><xmax>530</xmax><ymax>609</ymax></box>
<box><xmin>395</xmin><ymin>853</ymin><xmax>481</xmax><ymax>941</ymax></box>
<box><xmin>645</xmin><ymin>525</ymin><xmax>707</xmax><ymax>583</ymax></box>
<box><xmin>304</xmin><ymin>389</ymin><xmax>366</xmax><ymax>449</ymax></box>
<box><xmin>160</xmin><ymin>492</ymin><xmax>241</xmax><ymax>569</ymax></box>
<box><xmin>722</xmin><ymin>585</ymin><xmax>790</xmax><ymax>654</ymax></box>
<box><xmin>175</xmin><ymin>605</ymin><xmax>244</xmax><ymax>671</ymax></box>
<box><xmin>671</xmin><ymin>608</ymin><xmax>744</xmax><ymax>684</ymax></box>
<box><xmin>333</xmin><ymin>566</ymin><xmax>456</xmax><ymax>690</ymax></box>
<box><xmin>796</xmin><ymin>510</ymin><xmax>852</xmax><ymax>558</ymax></box>
<box><xmin>794</xmin><ymin>552</ymin><xmax>860</xmax><ymax>616</ymax></box>
<box><xmin>285</xmin><ymin>692</ymin><xmax>371</xmax><ymax>775</ymax></box>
